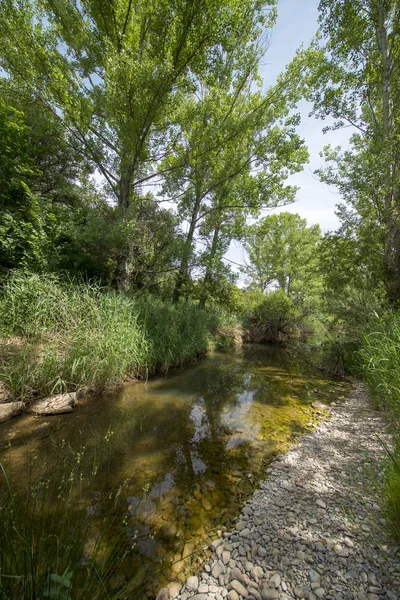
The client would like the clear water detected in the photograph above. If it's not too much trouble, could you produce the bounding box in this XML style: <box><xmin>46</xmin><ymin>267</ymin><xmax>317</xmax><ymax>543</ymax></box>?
<box><xmin>0</xmin><ymin>344</ymin><xmax>350</xmax><ymax>597</ymax></box>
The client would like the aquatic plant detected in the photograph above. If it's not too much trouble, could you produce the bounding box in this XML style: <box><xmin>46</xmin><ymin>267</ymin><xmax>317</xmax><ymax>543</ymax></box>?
<box><xmin>0</xmin><ymin>449</ymin><xmax>138</xmax><ymax>599</ymax></box>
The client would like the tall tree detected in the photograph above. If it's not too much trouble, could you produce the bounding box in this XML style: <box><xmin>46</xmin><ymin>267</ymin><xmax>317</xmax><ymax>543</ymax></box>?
<box><xmin>0</xmin><ymin>0</ymin><xmax>274</xmax><ymax>290</ymax></box>
<box><xmin>242</xmin><ymin>212</ymin><xmax>322</xmax><ymax>310</ymax></box>
<box><xmin>0</xmin><ymin>97</ymin><xmax>46</xmax><ymax>271</ymax></box>
<box><xmin>162</xmin><ymin>78</ymin><xmax>308</xmax><ymax>303</ymax></box>
<box><xmin>306</xmin><ymin>0</ymin><xmax>400</xmax><ymax>301</ymax></box>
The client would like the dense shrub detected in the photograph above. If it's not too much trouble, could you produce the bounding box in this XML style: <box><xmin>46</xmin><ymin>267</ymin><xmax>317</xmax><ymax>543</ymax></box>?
<box><xmin>357</xmin><ymin>311</ymin><xmax>400</xmax><ymax>415</ymax></box>
<box><xmin>244</xmin><ymin>289</ymin><xmax>302</xmax><ymax>343</ymax></box>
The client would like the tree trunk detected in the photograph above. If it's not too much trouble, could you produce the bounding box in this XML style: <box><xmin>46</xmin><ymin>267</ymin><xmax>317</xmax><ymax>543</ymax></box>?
<box><xmin>199</xmin><ymin>224</ymin><xmax>221</xmax><ymax>308</ymax></box>
<box><xmin>374</xmin><ymin>0</ymin><xmax>400</xmax><ymax>301</ymax></box>
<box><xmin>112</xmin><ymin>248</ymin><xmax>130</xmax><ymax>292</ymax></box>
<box><xmin>113</xmin><ymin>174</ymin><xmax>132</xmax><ymax>291</ymax></box>
<box><xmin>173</xmin><ymin>190</ymin><xmax>202</xmax><ymax>303</ymax></box>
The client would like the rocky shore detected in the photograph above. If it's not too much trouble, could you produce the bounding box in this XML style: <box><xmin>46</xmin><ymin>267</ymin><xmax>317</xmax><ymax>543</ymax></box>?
<box><xmin>157</xmin><ymin>383</ymin><xmax>400</xmax><ymax>600</ymax></box>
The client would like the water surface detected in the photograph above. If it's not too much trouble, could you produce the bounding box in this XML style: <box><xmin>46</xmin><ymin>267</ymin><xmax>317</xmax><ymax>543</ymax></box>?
<box><xmin>0</xmin><ymin>344</ymin><xmax>350</xmax><ymax>596</ymax></box>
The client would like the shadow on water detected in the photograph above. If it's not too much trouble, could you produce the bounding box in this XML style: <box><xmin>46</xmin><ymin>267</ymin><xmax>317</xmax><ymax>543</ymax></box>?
<box><xmin>0</xmin><ymin>344</ymin><xmax>352</xmax><ymax>597</ymax></box>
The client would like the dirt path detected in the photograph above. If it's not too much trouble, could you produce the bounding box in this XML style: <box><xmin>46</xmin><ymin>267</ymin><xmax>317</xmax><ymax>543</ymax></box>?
<box><xmin>157</xmin><ymin>382</ymin><xmax>400</xmax><ymax>600</ymax></box>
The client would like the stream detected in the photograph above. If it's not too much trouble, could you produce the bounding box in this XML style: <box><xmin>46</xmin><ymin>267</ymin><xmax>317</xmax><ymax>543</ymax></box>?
<box><xmin>0</xmin><ymin>343</ymin><xmax>351</xmax><ymax>598</ymax></box>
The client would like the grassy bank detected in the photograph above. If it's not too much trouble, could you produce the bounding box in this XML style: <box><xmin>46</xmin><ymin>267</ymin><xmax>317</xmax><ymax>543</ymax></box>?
<box><xmin>0</xmin><ymin>272</ymin><xmax>239</xmax><ymax>402</ymax></box>
<box><xmin>355</xmin><ymin>311</ymin><xmax>400</xmax><ymax>540</ymax></box>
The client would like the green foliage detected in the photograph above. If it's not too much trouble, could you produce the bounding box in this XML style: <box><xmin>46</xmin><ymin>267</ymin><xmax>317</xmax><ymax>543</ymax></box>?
<box><xmin>0</xmin><ymin>0</ymin><xmax>277</xmax><ymax>290</ymax></box>
<box><xmin>164</xmin><ymin>70</ymin><xmax>309</xmax><ymax>303</ymax></box>
<box><xmin>52</xmin><ymin>194</ymin><xmax>182</xmax><ymax>290</ymax></box>
<box><xmin>355</xmin><ymin>309</ymin><xmax>400</xmax><ymax>540</ymax></box>
<box><xmin>0</xmin><ymin>272</ymin><xmax>238</xmax><ymax>400</ymax></box>
<box><xmin>0</xmin><ymin>273</ymin><xmax>149</xmax><ymax>398</ymax></box>
<box><xmin>245</xmin><ymin>289</ymin><xmax>302</xmax><ymax>343</ymax></box>
<box><xmin>357</xmin><ymin>312</ymin><xmax>400</xmax><ymax>414</ymax></box>
<box><xmin>43</xmin><ymin>570</ymin><xmax>73</xmax><ymax>600</ymax></box>
<box><xmin>0</xmin><ymin>97</ymin><xmax>47</xmax><ymax>271</ymax></box>
<box><xmin>305</xmin><ymin>0</ymin><xmax>400</xmax><ymax>301</ymax></box>
<box><xmin>382</xmin><ymin>447</ymin><xmax>400</xmax><ymax>542</ymax></box>
<box><xmin>131</xmin><ymin>298</ymin><xmax>219</xmax><ymax>372</ymax></box>
<box><xmin>243</xmin><ymin>213</ymin><xmax>322</xmax><ymax>313</ymax></box>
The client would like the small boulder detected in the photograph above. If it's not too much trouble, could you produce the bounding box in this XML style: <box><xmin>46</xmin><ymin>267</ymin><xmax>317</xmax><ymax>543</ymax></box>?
<box><xmin>155</xmin><ymin>588</ymin><xmax>169</xmax><ymax>600</ymax></box>
<box><xmin>212</xmin><ymin>562</ymin><xmax>224</xmax><ymax>579</ymax></box>
<box><xmin>230</xmin><ymin>580</ymin><xmax>248</xmax><ymax>597</ymax></box>
<box><xmin>31</xmin><ymin>392</ymin><xmax>77</xmax><ymax>415</ymax></box>
<box><xmin>186</xmin><ymin>576</ymin><xmax>199</xmax><ymax>592</ymax></box>
<box><xmin>262</xmin><ymin>589</ymin><xmax>279</xmax><ymax>600</ymax></box>
<box><xmin>0</xmin><ymin>401</ymin><xmax>24</xmax><ymax>423</ymax></box>
<box><xmin>269</xmin><ymin>574</ymin><xmax>281</xmax><ymax>588</ymax></box>
<box><xmin>309</xmin><ymin>569</ymin><xmax>320</xmax><ymax>583</ymax></box>
<box><xmin>167</xmin><ymin>581</ymin><xmax>182</xmax><ymax>598</ymax></box>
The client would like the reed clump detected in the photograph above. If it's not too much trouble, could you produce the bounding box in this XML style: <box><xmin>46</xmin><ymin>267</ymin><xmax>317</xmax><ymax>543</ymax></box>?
<box><xmin>357</xmin><ymin>311</ymin><xmax>400</xmax><ymax>540</ymax></box>
<box><xmin>0</xmin><ymin>272</ymin><xmax>238</xmax><ymax>401</ymax></box>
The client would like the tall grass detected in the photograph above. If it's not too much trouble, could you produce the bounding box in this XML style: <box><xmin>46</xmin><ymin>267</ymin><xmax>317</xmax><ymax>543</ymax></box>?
<box><xmin>356</xmin><ymin>310</ymin><xmax>400</xmax><ymax>540</ymax></box>
<box><xmin>0</xmin><ymin>272</ymin><xmax>238</xmax><ymax>401</ymax></box>
<box><xmin>0</xmin><ymin>446</ymin><xmax>151</xmax><ymax>600</ymax></box>
<box><xmin>357</xmin><ymin>312</ymin><xmax>400</xmax><ymax>414</ymax></box>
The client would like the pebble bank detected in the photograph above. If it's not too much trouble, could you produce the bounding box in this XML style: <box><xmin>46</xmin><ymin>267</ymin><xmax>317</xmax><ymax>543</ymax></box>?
<box><xmin>156</xmin><ymin>383</ymin><xmax>400</xmax><ymax>600</ymax></box>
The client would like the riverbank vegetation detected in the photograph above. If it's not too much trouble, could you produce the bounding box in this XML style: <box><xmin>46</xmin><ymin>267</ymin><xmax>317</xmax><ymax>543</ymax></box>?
<box><xmin>1</xmin><ymin>0</ymin><xmax>400</xmax><ymax>567</ymax></box>
<box><xmin>0</xmin><ymin>272</ymin><xmax>239</xmax><ymax>401</ymax></box>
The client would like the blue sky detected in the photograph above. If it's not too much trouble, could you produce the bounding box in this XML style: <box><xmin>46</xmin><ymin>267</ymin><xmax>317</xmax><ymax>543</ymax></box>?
<box><xmin>263</xmin><ymin>0</ymin><xmax>353</xmax><ymax>230</ymax></box>
<box><xmin>228</xmin><ymin>0</ymin><xmax>354</xmax><ymax>271</ymax></box>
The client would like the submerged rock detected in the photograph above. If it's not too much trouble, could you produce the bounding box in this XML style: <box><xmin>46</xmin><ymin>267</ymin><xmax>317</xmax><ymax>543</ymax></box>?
<box><xmin>155</xmin><ymin>588</ymin><xmax>169</xmax><ymax>600</ymax></box>
<box><xmin>31</xmin><ymin>392</ymin><xmax>77</xmax><ymax>415</ymax></box>
<box><xmin>167</xmin><ymin>582</ymin><xmax>182</xmax><ymax>598</ymax></box>
<box><xmin>0</xmin><ymin>401</ymin><xmax>24</xmax><ymax>423</ymax></box>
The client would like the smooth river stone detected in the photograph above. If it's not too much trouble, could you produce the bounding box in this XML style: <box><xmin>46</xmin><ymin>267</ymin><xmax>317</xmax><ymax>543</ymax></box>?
<box><xmin>262</xmin><ymin>589</ymin><xmax>279</xmax><ymax>600</ymax></box>
<box><xmin>239</xmin><ymin>528</ymin><xmax>251</xmax><ymax>538</ymax></box>
<box><xmin>167</xmin><ymin>582</ymin><xmax>182</xmax><ymax>598</ymax></box>
<box><xmin>155</xmin><ymin>588</ymin><xmax>169</xmax><ymax>600</ymax></box>
<box><xmin>309</xmin><ymin>569</ymin><xmax>320</xmax><ymax>583</ymax></box>
<box><xmin>212</xmin><ymin>562</ymin><xmax>225</xmax><ymax>578</ymax></box>
<box><xmin>230</xmin><ymin>579</ymin><xmax>248</xmax><ymax>597</ymax></box>
<box><xmin>186</xmin><ymin>576</ymin><xmax>199</xmax><ymax>592</ymax></box>
<box><xmin>252</xmin><ymin>566</ymin><xmax>264</xmax><ymax>579</ymax></box>
<box><xmin>269</xmin><ymin>574</ymin><xmax>281</xmax><ymax>588</ymax></box>
<box><xmin>0</xmin><ymin>401</ymin><xmax>24</xmax><ymax>423</ymax></box>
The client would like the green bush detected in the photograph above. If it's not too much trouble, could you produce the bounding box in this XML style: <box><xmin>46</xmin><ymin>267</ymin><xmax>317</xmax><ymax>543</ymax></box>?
<box><xmin>245</xmin><ymin>289</ymin><xmax>301</xmax><ymax>343</ymax></box>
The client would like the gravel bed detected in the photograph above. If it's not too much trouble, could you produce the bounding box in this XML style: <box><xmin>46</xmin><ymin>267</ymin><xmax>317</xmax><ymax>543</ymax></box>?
<box><xmin>156</xmin><ymin>382</ymin><xmax>400</xmax><ymax>600</ymax></box>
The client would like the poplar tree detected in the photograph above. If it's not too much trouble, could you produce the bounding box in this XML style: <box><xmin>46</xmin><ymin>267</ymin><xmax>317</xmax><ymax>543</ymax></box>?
<box><xmin>306</xmin><ymin>0</ymin><xmax>400</xmax><ymax>301</ymax></box>
<box><xmin>0</xmin><ymin>0</ymin><xmax>273</xmax><ymax>289</ymax></box>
